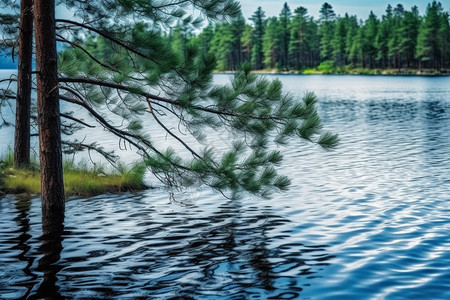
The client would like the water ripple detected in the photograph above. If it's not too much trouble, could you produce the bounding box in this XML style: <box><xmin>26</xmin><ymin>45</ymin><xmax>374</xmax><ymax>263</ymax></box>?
<box><xmin>1</xmin><ymin>75</ymin><xmax>450</xmax><ymax>298</ymax></box>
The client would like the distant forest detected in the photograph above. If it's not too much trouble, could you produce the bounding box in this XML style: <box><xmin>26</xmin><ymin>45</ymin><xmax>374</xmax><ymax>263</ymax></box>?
<box><xmin>166</xmin><ymin>1</ymin><xmax>449</xmax><ymax>72</ymax></box>
<box><xmin>2</xmin><ymin>2</ymin><xmax>448</xmax><ymax>73</ymax></box>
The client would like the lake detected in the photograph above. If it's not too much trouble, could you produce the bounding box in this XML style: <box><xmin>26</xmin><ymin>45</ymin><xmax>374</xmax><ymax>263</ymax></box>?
<box><xmin>1</xmin><ymin>73</ymin><xmax>450</xmax><ymax>299</ymax></box>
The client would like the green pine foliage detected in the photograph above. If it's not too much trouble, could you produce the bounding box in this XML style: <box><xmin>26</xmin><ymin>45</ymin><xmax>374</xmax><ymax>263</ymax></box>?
<box><xmin>416</xmin><ymin>1</ymin><xmax>450</xmax><ymax>69</ymax></box>
<box><xmin>175</xmin><ymin>1</ymin><xmax>450</xmax><ymax>72</ymax></box>
<box><xmin>250</xmin><ymin>7</ymin><xmax>266</xmax><ymax>70</ymax></box>
<box><xmin>50</xmin><ymin>0</ymin><xmax>340</xmax><ymax>199</ymax></box>
<box><xmin>141</xmin><ymin>63</ymin><xmax>339</xmax><ymax>198</ymax></box>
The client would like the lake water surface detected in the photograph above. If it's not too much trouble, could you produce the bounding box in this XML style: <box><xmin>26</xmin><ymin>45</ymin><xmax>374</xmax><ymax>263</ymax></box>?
<box><xmin>1</xmin><ymin>73</ymin><xmax>450</xmax><ymax>299</ymax></box>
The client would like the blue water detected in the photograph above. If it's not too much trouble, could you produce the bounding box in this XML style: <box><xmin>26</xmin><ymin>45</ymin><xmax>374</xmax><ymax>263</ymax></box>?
<box><xmin>1</xmin><ymin>73</ymin><xmax>450</xmax><ymax>299</ymax></box>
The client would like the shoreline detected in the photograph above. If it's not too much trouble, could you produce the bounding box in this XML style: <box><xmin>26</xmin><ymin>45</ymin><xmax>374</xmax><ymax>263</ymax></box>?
<box><xmin>215</xmin><ymin>68</ymin><xmax>450</xmax><ymax>76</ymax></box>
<box><xmin>0</xmin><ymin>154</ymin><xmax>148</xmax><ymax>198</ymax></box>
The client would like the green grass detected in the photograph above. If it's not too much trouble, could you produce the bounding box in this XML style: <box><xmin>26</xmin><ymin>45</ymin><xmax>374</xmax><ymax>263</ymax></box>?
<box><xmin>0</xmin><ymin>153</ymin><xmax>147</xmax><ymax>197</ymax></box>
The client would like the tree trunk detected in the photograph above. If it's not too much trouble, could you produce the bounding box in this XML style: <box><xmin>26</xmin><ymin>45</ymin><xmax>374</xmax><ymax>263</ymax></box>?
<box><xmin>14</xmin><ymin>0</ymin><xmax>33</xmax><ymax>168</ymax></box>
<box><xmin>34</xmin><ymin>0</ymin><xmax>65</xmax><ymax>222</ymax></box>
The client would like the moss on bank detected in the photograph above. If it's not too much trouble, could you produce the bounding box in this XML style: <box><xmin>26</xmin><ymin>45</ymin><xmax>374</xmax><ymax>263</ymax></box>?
<box><xmin>0</xmin><ymin>153</ymin><xmax>147</xmax><ymax>197</ymax></box>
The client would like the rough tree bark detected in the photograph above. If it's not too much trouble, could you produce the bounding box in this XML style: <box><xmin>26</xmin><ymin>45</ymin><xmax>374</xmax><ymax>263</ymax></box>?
<box><xmin>34</xmin><ymin>0</ymin><xmax>65</xmax><ymax>222</ymax></box>
<box><xmin>14</xmin><ymin>0</ymin><xmax>33</xmax><ymax>167</ymax></box>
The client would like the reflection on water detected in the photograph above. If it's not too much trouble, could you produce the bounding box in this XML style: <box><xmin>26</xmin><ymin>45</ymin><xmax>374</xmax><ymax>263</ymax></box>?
<box><xmin>1</xmin><ymin>74</ymin><xmax>450</xmax><ymax>298</ymax></box>
<box><xmin>35</xmin><ymin>211</ymin><xmax>64</xmax><ymax>299</ymax></box>
<box><xmin>9</xmin><ymin>197</ymin><xmax>37</xmax><ymax>299</ymax></box>
<box><xmin>0</xmin><ymin>193</ymin><xmax>332</xmax><ymax>299</ymax></box>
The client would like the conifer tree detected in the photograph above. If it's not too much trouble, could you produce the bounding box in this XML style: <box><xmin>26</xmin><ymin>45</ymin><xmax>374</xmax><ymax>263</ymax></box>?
<box><xmin>170</xmin><ymin>22</ymin><xmax>191</xmax><ymax>61</ymax></box>
<box><xmin>362</xmin><ymin>11</ymin><xmax>379</xmax><ymax>68</ymax></box>
<box><xmin>241</xmin><ymin>24</ymin><xmax>253</xmax><ymax>63</ymax></box>
<box><xmin>190</xmin><ymin>24</ymin><xmax>214</xmax><ymax>60</ymax></box>
<box><xmin>332</xmin><ymin>14</ymin><xmax>349</xmax><ymax>66</ymax></box>
<box><xmin>210</xmin><ymin>22</ymin><xmax>234</xmax><ymax>70</ymax></box>
<box><xmin>399</xmin><ymin>6</ymin><xmax>421</xmax><ymax>68</ymax></box>
<box><xmin>375</xmin><ymin>8</ymin><xmax>392</xmax><ymax>68</ymax></box>
<box><xmin>289</xmin><ymin>7</ymin><xmax>309</xmax><ymax>69</ymax></box>
<box><xmin>13</xmin><ymin>0</ymin><xmax>33</xmax><ymax>167</ymax></box>
<box><xmin>318</xmin><ymin>2</ymin><xmax>336</xmax><ymax>62</ymax></box>
<box><xmin>388</xmin><ymin>4</ymin><xmax>405</xmax><ymax>68</ymax></box>
<box><xmin>279</xmin><ymin>2</ymin><xmax>291</xmax><ymax>70</ymax></box>
<box><xmin>437</xmin><ymin>10</ymin><xmax>450</xmax><ymax>69</ymax></box>
<box><xmin>344</xmin><ymin>15</ymin><xmax>359</xmax><ymax>67</ymax></box>
<box><xmin>229</xmin><ymin>12</ymin><xmax>246</xmax><ymax>69</ymax></box>
<box><xmin>262</xmin><ymin>17</ymin><xmax>281</xmax><ymax>69</ymax></box>
<box><xmin>250</xmin><ymin>7</ymin><xmax>265</xmax><ymax>70</ymax></box>
<box><xmin>348</xmin><ymin>24</ymin><xmax>364</xmax><ymax>67</ymax></box>
<box><xmin>0</xmin><ymin>0</ymin><xmax>33</xmax><ymax>167</ymax></box>
<box><xmin>53</xmin><ymin>0</ymin><xmax>339</xmax><ymax>200</ymax></box>
<box><xmin>416</xmin><ymin>1</ymin><xmax>444</xmax><ymax>69</ymax></box>
<box><xmin>35</xmin><ymin>0</ymin><xmax>65</xmax><ymax>223</ymax></box>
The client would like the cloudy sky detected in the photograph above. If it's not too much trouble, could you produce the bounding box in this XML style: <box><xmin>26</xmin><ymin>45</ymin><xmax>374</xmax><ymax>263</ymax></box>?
<box><xmin>239</xmin><ymin>0</ymin><xmax>437</xmax><ymax>20</ymax></box>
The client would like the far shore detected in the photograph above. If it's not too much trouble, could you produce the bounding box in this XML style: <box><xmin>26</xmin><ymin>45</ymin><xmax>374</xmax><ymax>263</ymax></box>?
<box><xmin>215</xmin><ymin>68</ymin><xmax>450</xmax><ymax>76</ymax></box>
<box><xmin>2</xmin><ymin>67</ymin><xmax>449</xmax><ymax>76</ymax></box>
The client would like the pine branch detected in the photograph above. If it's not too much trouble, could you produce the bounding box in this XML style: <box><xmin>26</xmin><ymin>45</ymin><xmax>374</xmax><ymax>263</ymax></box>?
<box><xmin>145</xmin><ymin>96</ymin><xmax>203</xmax><ymax>160</ymax></box>
<box><xmin>56</xmin><ymin>34</ymin><xmax>119</xmax><ymax>73</ymax></box>
<box><xmin>60</xmin><ymin>113</ymin><xmax>96</xmax><ymax>128</ymax></box>
<box><xmin>56</xmin><ymin>19</ymin><xmax>158</xmax><ymax>63</ymax></box>
<box><xmin>58</xmin><ymin>76</ymin><xmax>286</xmax><ymax>122</ymax></box>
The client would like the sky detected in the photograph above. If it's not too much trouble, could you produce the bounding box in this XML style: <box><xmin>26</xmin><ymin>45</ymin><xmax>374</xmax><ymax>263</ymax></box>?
<box><xmin>239</xmin><ymin>0</ymin><xmax>437</xmax><ymax>21</ymax></box>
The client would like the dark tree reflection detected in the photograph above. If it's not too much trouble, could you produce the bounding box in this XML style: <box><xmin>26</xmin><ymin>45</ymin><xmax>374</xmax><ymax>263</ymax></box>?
<box><xmin>32</xmin><ymin>209</ymin><xmax>65</xmax><ymax>299</ymax></box>
<box><xmin>12</xmin><ymin>196</ymin><xmax>38</xmax><ymax>299</ymax></box>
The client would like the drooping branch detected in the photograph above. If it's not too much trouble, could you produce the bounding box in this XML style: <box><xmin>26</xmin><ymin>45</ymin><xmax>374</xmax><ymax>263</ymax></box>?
<box><xmin>56</xmin><ymin>19</ymin><xmax>157</xmax><ymax>63</ymax></box>
<box><xmin>60</xmin><ymin>113</ymin><xmax>96</xmax><ymax>128</ymax></box>
<box><xmin>58</xmin><ymin>77</ymin><xmax>284</xmax><ymax>122</ymax></box>
<box><xmin>61</xmin><ymin>140</ymin><xmax>118</xmax><ymax>165</ymax></box>
<box><xmin>59</xmin><ymin>94</ymin><xmax>156</xmax><ymax>158</ymax></box>
<box><xmin>56</xmin><ymin>34</ymin><xmax>119</xmax><ymax>73</ymax></box>
<box><xmin>145</xmin><ymin>96</ymin><xmax>202</xmax><ymax>160</ymax></box>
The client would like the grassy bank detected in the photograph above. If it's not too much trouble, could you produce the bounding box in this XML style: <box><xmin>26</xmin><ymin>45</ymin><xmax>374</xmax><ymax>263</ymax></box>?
<box><xmin>0</xmin><ymin>152</ymin><xmax>147</xmax><ymax>197</ymax></box>
<box><xmin>301</xmin><ymin>64</ymin><xmax>450</xmax><ymax>76</ymax></box>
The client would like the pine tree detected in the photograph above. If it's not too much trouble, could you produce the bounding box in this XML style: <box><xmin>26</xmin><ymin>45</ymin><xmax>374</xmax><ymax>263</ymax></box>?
<box><xmin>241</xmin><ymin>24</ymin><xmax>253</xmax><ymax>63</ymax></box>
<box><xmin>388</xmin><ymin>4</ymin><xmax>405</xmax><ymax>68</ymax></box>
<box><xmin>262</xmin><ymin>17</ymin><xmax>280</xmax><ymax>69</ymax></box>
<box><xmin>399</xmin><ymin>6</ymin><xmax>421</xmax><ymax>68</ymax></box>
<box><xmin>348</xmin><ymin>24</ymin><xmax>364</xmax><ymax>67</ymax></box>
<box><xmin>170</xmin><ymin>22</ymin><xmax>191</xmax><ymax>61</ymax></box>
<box><xmin>3</xmin><ymin>0</ymin><xmax>341</xmax><ymax>209</ymax></box>
<box><xmin>191</xmin><ymin>24</ymin><xmax>214</xmax><ymax>58</ymax></box>
<box><xmin>14</xmin><ymin>0</ymin><xmax>33</xmax><ymax>167</ymax></box>
<box><xmin>210</xmin><ymin>23</ymin><xmax>233</xmax><ymax>70</ymax></box>
<box><xmin>375</xmin><ymin>5</ymin><xmax>393</xmax><ymax>68</ymax></box>
<box><xmin>319</xmin><ymin>2</ymin><xmax>336</xmax><ymax>22</ymax></box>
<box><xmin>332</xmin><ymin>14</ymin><xmax>349</xmax><ymax>67</ymax></box>
<box><xmin>318</xmin><ymin>2</ymin><xmax>336</xmax><ymax>62</ymax></box>
<box><xmin>35</xmin><ymin>0</ymin><xmax>65</xmax><ymax>224</ymax></box>
<box><xmin>250</xmin><ymin>7</ymin><xmax>265</xmax><ymax>70</ymax></box>
<box><xmin>54</xmin><ymin>0</ymin><xmax>339</xmax><ymax>200</ymax></box>
<box><xmin>289</xmin><ymin>7</ymin><xmax>309</xmax><ymax>69</ymax></box>
<box><xmin>344</xmin><ymin>15</ymin><xmax>359</xmax><ymax>67</ymax></box>
<box><xmin>437</xmin><ymin>10</ymin><xmax>450</xmax><ymax>69</ymax></box>
<box><xmin>0</xmin><ymin>0</ymin><xmax>32</xmax><ymax>167</ymax></box>
<box><xmin>279</xmin><ymin>2</ymin><xmax>291</xmax><ymax>70</ymax></box>
<box><xmin>229</xmin><ymin>12</ymin><xmax>246</xmax><ymax>69</ymax></box>
<box><xmin>416</xmin><ymin>1</ymin><xmax>444</xmax><ymax>69</ymax></box>
<box><xmin>362</xmin><ymin>11</ymin><xmax>379</xmax><ymax>68</ymax></box>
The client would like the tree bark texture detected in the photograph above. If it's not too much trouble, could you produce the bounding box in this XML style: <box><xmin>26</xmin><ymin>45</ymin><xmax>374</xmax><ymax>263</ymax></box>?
<box><xmin>34</xmin><ymin>0</ymin><xmax>65</xmax><ymax>221</ymax></box>
<box><xmin>14</xmin><ymin>0</ymin><xmax>33</xmax><ymax>167</ymax></box>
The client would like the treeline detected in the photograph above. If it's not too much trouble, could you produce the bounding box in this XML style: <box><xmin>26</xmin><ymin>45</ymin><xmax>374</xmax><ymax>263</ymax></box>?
<box><xmin>168</xmin><ymin>1</ymin><xmax>450</xmax><ymax>72</ymax></box>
